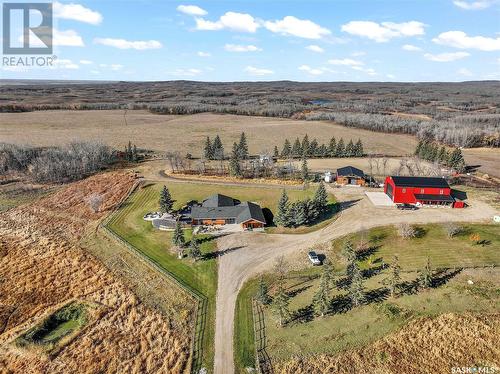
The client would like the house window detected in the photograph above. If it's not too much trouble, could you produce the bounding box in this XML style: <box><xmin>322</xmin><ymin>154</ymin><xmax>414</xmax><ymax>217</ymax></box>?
<box><xmin>226</xmin><ymin>218</ymin><xmax>236</xmax><ymax>224</ymax></box>
<box><xmin>402</xmin><ymin>188</ymin><xmax>406</xmax><ymax>193</ymax></box>
<box><xmin>420</xmin><ymin>189</ymin><xmax>424</xmax><ymax>194</ymax></box>
<box><xmin>439</xmin><ymin>189</ymin><xmax>444</xmax><ymax>195</ymax></box>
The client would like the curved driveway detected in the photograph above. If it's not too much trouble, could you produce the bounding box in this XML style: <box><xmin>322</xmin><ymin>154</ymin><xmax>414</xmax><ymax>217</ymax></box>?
<box><xmin>213</xmin><ymin>186</ymin><xmax>497</xmax><ymax>374</ymax></box>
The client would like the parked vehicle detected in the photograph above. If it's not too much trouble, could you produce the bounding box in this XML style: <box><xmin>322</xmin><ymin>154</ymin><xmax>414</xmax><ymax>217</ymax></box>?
<box><xmin>396</xmin><ymin>203</ymin><xmax>418</xmax><ymax>210</ymax></box>
<box><xmin>308</xmin><ymin>251</ymin><xmax>321</xmax><ymax>266</ymax></box>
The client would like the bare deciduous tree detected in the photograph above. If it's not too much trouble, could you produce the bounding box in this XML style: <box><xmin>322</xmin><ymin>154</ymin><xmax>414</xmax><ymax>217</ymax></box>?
<box><xmin>87</xmin><ymin>193</ymin><xmax>104</xmax><ymax>213</ymax></box>
<box><xmin>444</xmin><ymin>222</ymin><xmax>462</xmax><ymax>238</ymax></box>
<box><xmin>397</xmin><ymin>223</ymin><xmax>416</xmax><ymax>239</ymax></box>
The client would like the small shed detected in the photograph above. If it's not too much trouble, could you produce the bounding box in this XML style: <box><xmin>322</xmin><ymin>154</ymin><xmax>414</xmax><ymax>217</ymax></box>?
<box><xmin>336</xmin><ymin>166</ymin><xmax>366</xmax><ymax>186</ymax></box>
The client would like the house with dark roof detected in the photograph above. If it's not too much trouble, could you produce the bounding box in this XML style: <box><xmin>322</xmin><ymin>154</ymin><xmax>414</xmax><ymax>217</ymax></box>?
<box><xmin>336</xmin><ymin>166</ymin><xmax>366</xmax><ymax>186</ymax></box>
<box><xmin>384</xmin><ymin>176</ymin><xmax>464</xmax><ymax>208</ymax></box>
<box><xmin>191</xmin><ymin>194</ymin><xmax>266</xmax><ymax>229</ymax></box>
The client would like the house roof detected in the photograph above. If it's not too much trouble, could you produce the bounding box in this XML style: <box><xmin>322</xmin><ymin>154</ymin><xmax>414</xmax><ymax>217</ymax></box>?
<box><xmin>201</xmin><ymin>194</ymin><xmax>237</xmax><ymax>207</ymax></box>
<box><xmin>414</xmin><ymin>194</ymin><xmax>455</xmax><ymax>202</ymax></box>
<box><xmin>191</xmin><ymin>200</ymin><xmax>266</xmax><ymax>224</ymax></box>
<box><xmin>390</xmin><ymin>176</ymin><xmax>450</xmax><ymax>188</ymax></box>
<box><xmin>337</xmin><ymin>166</ymin><xmax>365</xmax><ymax>178</ymax></box>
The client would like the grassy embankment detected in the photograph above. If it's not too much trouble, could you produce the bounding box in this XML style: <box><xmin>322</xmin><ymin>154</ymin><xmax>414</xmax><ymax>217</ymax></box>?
<box><xmin>235</xmin><ymin>223</ymin><xmax>500</xmax><ymax>371</ymax></box>
<box><xmin>106</xmin><ymin>181</ymin><xmax>334</xmax><ymax>371</ymax></box>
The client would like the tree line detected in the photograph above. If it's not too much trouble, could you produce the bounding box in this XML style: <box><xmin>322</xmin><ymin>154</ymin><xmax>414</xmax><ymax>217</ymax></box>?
<box><xmin>274</xmin><ymin>183</ymin><xmax>329</xmax><ymax>228</ymax></box>
<box><xmin>278</xmin><ymin>134</ymin><xmax>364</xmax><ymax>159</ymax></box>
<box><xmin>414</xmin><ymin>140</ymin><xmax>466</xmax><ymax>173</ymax></box>
<box><xmin>0</xmin><ymin>142</ymin><xmax>114</xmax><ymax>183</ymax></box>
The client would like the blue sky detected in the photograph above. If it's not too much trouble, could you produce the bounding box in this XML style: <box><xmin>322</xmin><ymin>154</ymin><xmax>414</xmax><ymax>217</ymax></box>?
<box><xmin>1</xmin><ymin>0</ymin><xmax>499</xmax><ymax>81</ymax></box>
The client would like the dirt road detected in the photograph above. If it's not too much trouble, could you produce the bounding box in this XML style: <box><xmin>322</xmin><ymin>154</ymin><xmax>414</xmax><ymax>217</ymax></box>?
<box><xmin>213</xmin><ymin>186</ymin><xmax>498</xmax><ymax>374</ymax></box>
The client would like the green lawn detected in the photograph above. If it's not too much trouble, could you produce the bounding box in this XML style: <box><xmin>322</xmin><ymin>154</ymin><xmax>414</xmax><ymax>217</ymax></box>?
<box><xmin>234</xmin><ymin>223</ymin><xmax>500</xmax><ymax>369</ymax></box>
<box><xmin>106</xmin><ymin>181</ymin><xmax>330</xmax><ymax>371</ymax></box>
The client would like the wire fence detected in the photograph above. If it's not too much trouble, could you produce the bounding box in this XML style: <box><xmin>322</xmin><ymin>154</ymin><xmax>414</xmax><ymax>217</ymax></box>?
<box><xmin>100</xmin><ymin>179</ymin><xmax>208</xmax><ymax>374</ymax></box>
<box><xmin>252</xmin><ymin>299</ymin><xmax>273</xmax><ymax>374</ymax></box>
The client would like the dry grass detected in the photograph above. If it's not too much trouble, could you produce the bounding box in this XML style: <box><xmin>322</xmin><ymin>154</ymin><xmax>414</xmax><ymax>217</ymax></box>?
<box><xmin>462</xmin><ymin>147</ymin><xmax>500</xmax><ymax>180</ymax></box>
<box><xmin>276</xmin><ymin>313</ymin><xmax>500</xmax><ymax>374</ymax></box>
<box><xmin>0</xmin><ymin>110</ymin><xmax>417</xmax><ymax>156</ymax></box>
<box><xmin>0</xmin><ymin>172</ymin><xmax>192</xmax><ymax>373</ymax></box>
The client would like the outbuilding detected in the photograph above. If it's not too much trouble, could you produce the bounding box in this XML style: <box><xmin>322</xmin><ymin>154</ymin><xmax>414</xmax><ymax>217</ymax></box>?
<box><xmin>384</xmin><ymin>176</ymin><xmax>462</xmax><ymax>208</ymax></box>
<box><xmin>336</xmin><ymin>166</ymin><xmax>366</xmax><ymax>186</ymax></box>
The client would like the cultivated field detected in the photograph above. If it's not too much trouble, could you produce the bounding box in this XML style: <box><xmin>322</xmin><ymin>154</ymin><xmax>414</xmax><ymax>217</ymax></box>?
<box><xmin>0</xmin><ymin>110</ymin><xmax>417</xmax><ymax>156</ymax></box>
<box><xmin>0</xmin><ymin>173</ymin><xmax>193</xmax><ymax>373</ymax></box>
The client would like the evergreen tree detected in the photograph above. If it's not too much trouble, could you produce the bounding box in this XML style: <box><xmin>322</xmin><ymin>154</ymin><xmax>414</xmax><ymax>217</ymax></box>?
<box><xmin>429</xmin><ymin>143</ymin><xmax>438</xmax><ymax>161</ymax></box>
<box><xmin>385</xmin><ymin>255</ymin><xmax>401</xmax><ymax>298</ymax></box>
<box><xmin>336</xmin><ymin>138</ymin><xmax>345</xmax><ymax>157</ymax></box>
<box><xmin>132</xmin><ymin>144</ymin><xmax>138</xmax><ymax>162</ymax></box>
<box><xmin>309</xmin><ymin>139</ymin><xmax>319</xmax><ymax>157</ymax></box>
<box><xmin>229</xmin><ymin>142</ymin><xmax>242</xmax><ymax>177</ymax></box>
<box><xmin>272</xmin><ymin>281</ymin><xmax>291</xmax><ymax>327</ymax></box>
<box><xmin>437</xmin><ymin>146</ymin><xmax>447</xmax><ymax>164</ymax></box>
<box><xmin>159</xmin><ymin>186</ymin><xmax>173</xmax><ymax>213</ymax></box>
<box><xmin>212</xmin><ymin>135</ymin><xmax>224</xmax><ymax>160</ymax></box>
<box><xmin>346</xmin><ymin>139</ymin><xmax>355</xmax><ymax>157</ymax></box>
<box><xmin>291</xmin><ymin>138</ymin><xmax>302</xmax><ymax>158</ymax></box>
<box><xmin>318</xmin><ymin>144</ymin><xmax>328</xmax><ymax>158</ymax></box>
<box><xmin>281</xmin><ymin>139</ymin><xmax>291</xmax><ymax>157</ymax></box>
<box><xmin>189</xmin><ymin>236</ymin><xmax>202</xmax><ymax>261</ymax></box>
<box><xmin>348</xmin><ymin>263</ymin><xmax>365</xmax><ymax>307</ymax></box>
<box><xmin>172</xmin><ymin>221</ymin><xmax>185</xmax><ymax>248</ymax></box>
<box><xmin>313</xmin><ymin>270</ymin><xmax>331</xmax><ymax>317</ymax></box>
<box><xmin>126</xmin><ymin>141</ymin><xmax>133</xmax><ymax>161</ymax></box>
<box><xmin>256</xmin><ymin>277</ymin><xmax>271</xmax><ymax>305</ymax></box>
<box><xmin>448</xmin><ymin>148</ymin><xmax>466</xmax><ymax>172</ymax></box>
<box><xmin>328</xmin><ymin>137</ymin><xmax>337</xmax><ymax>157</ymax></box>
<box><xmin>301</xmin><ymin>134</ymin><xmax>310</xmax><ymax>156</ymax></box>
<box><xmin>414</xmin><ymin>140</ymin><xmax>423</xmax><ymax>156</ymax></box>
<box><xmin>289</xmin><ymin>200</ymin><xmax>307</xmax><ymax>226</ymax></box>
<box><xmin>313</xmin><ymin>182</ymin><xmax>328</xmax><ymax>214</ymax></box>
<box><xmin>354</xmin><ymin>139</ymin><xmax>364</xmax><ymax>157</ymax></box>
<box><xmin>342</xmin><ymin>241</ymin><xmax>356</xmax><ymax>279</ymax></box>
<box><xmin>275</xmin><ymin>189</ymin><xmax>291</xmax><ymax>227</ymax></box>
<box><xmin>238</xmin><ymin>132</ymin><xmax>249</xmax><ymax>159</ymax></box>
<box><xmin>204</xmin><ymin>136</ymin><xmax>213</xmax><ymax>160</ymax></box>
<box><xmin>301</xmin><ymin>155</ymin><xmax>309</xmax><ymax>181</ymax></box>
<box><xmin>273</xmin><ymin>145</ymin><xmax>279</xmax><ymax>158</ymax></box>
<box><xmin>419</xmin><ymin>257</ymin><xmax>433</xmax><ymax>289</ymax></box>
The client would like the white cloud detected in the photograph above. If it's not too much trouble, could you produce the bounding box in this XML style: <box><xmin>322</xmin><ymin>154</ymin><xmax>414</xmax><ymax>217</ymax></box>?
<box><xmin>54</xmin><ymin>29</ymin><xmax>84</xmax><ymax>47</ymax></box>
<box><xmin>457</xmin><ymin>67</ymin><xmax>473</xmax><ymax>76</ymax></box>
<box><xmin>224</xmin><ymin>44</ymin><xmax>261</xmax><ymax>52</ymax></box>
<box><xmin>99</xmin><ymin>63</ymin><xmax>124</xmax><ymax>71</ymax></box>
<box><xmin>402</xmin><ymin>44</ymin><xmax>422</xmax><ymax>51</ymax></box>
<box><xmin>197</xmin><ymin>51</ymin><xmax>211</xmax><ymax>57</ymax></box>
<box><xmin>195</xmin><ymin>12</ymin><xmax>259</xmax><ymax>33</ymax></box>
<box><xmin>264</xmin><ymin>16</ymin><xmax>331</xmax><ymax>39</ymax></box>
<box><xmin>79</xmin><ymin>59</ymin><xmax>93</xmax><ymax>64</ymax></box>
<box><xmin>328</xmin><ymin>58</ymin><xmax>364</xmax><ymax>66</ymax></box>
<box><xmin>423</xmin><ymin>52</ymin><xmax>470</xmax><ymax>62</ymax></box>
<box><xmin>351</xmin><ymin>51</ymin><xmax>366</xmax><ymax>57</ymax></box>
<box><xmin>94</xmin><ymin>38</ymin><xmax>162</xmax><ymax>50</ymax></box>
<box><xmin>171</xmin><ymin>68</ymin><xmax>203</xmax><ymax>77</ymax></box>
<box><xmin>386</xmin><ymin>74</ymin><xmax>396</xmax><ymax>79</ymax></box>
<box><xmin>177</xmin><ymin>5</ymin><xmax>207</xmax><ymax>16</ymax></box>
<box><xmin>432</xmin><ymin>31</ymin><xmax>500</xmax><ymax>51</ymax></box>
<box><xmin>352</xmin><ymin>66</ymin><xmax>377</xmax><ymax>75</ymax></box>
<box><xmin>53</xmin><ymin>59</ymin><xmax>79</xmax><ymax>69</ymax></box>
<box><xmin>298</xmin><ymin>65</ymin><xmax>324</xmax><ymax>75</ymax></box>
<box><xmin>53</xmin><ymin>1</ymin><xmax>102</xmax><ymax>25</ymax></box>
<box><xmin>244</xmin><ymin>66</ymin><xmax>274</xmax><ymax>76</ymax></box>
<box><xmin>453</xmin><ymin>0</ymin><xmax>494</xmax><ymax>10</ymax></box>
<box><xmin>306</xmin><ymin>45</ymin><xmax>324</xmax><ymax>53</ymax></box>
<box><xmin>341</xmin><ymin>20</ymin><xmax>425</xmax><ymax>42</ymax></box>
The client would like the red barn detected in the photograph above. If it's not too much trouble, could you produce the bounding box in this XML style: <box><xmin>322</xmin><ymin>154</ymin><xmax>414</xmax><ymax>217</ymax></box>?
<box><xmin>384</xmin><ymin>176</ymin><xmax>462</xmax><ymax>208</ymax></box>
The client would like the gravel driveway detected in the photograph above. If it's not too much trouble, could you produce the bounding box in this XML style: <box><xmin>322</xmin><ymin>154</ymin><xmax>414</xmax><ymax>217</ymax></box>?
<box><xmin>213</xmin><ymin>185</ymin><xmax>498</xmax><ymax>374</ymax></box>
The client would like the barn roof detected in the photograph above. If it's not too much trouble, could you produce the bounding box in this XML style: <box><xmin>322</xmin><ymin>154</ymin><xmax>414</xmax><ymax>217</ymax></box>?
<box><xmin>390</xmin><ymin>176</ymin><xmax>450</xmax><ymax>188</ymax></box>
<box><xmin>337</xmin><ymin>166</ymin><xmax>365</xmax><ymax>178</ymax></box>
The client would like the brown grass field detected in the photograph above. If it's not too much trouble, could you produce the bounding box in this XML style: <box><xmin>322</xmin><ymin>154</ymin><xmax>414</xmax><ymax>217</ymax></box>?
<box><xmin>0</xmin><ymin>172</ymin><xmax>192</xmax><ymax>373</ymax></box>
<box><xmin>0</xmin><ymin>110</ymin><xmax>417</xmax><ymax>156</ymax></box>
<box><xmin>276</xmin><ymin>312</ymin><xmax>500</xmax><ymax>374</ymax></box>
<box><xmin>1</xmin><ymin>109</ymin><xmax>498</xmax><ymax>177</ymax></box>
